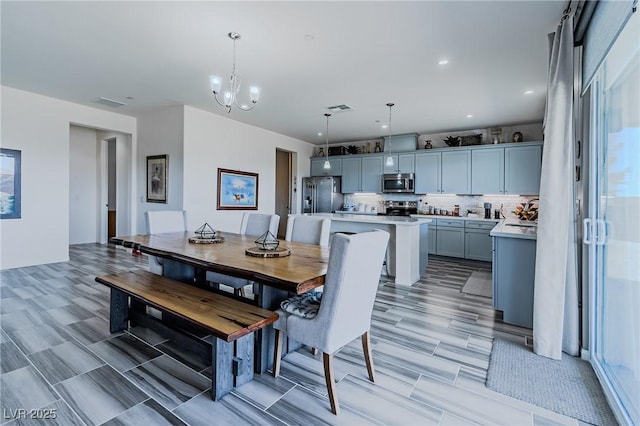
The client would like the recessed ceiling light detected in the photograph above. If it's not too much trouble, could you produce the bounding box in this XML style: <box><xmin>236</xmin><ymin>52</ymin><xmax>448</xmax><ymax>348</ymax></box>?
<box><xmin>524</xmin><ymin>90</ymin><xmax>534</xmax><ymax>95</ymax></box>
<box><xmin>317</xmin><ymin>132</ymin><xmax>323</xmax><ymax>136</ymax></box>
<box><xmin>466</xmin><ymin>114</ymin><xmax>473</xmax><ymax>118</ymax></box>
<box><xmin>438</xmin><ymin>59</ymin><xmax>449</xmax><ymax>65</ymax></box>
<box><xmin>381</xmin><ymin>124</ymin><xmax>388</xmax><ymax>129</ymax></box>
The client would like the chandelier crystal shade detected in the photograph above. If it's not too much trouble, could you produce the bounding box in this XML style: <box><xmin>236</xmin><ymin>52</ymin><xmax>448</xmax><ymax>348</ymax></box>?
<box><xmin>323</xmin><ymin>113</ymin><xmax>331</xmax><ymax>170</ymax></box>
<box><xmin>209</xmin><ymin>32</ymin><xmax>260</xmax><ymax>113</ymax></box>
<box><xmin>385</xmin><ymin>103</ymin><xmax>395</xmax><ymax>167</ymax></box>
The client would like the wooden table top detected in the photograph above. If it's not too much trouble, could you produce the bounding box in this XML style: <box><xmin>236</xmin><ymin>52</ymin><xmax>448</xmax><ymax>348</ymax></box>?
<box><xmin>110</xmin><ymin>232</ymin><xmax>329</xmax><ymax>294</ymax></box>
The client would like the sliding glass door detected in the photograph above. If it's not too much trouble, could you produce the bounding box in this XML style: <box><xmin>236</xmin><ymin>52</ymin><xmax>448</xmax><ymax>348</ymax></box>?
<box><xmin>588</xmin><ymin>12</ymin><xmax>639</xmax><ymax>425</ymax></box>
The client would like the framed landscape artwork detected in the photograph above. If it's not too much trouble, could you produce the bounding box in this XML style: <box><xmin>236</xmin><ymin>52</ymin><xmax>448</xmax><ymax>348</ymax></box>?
<box><xmin>147</xmin><ymin>154</ymin><xmax>168</xmax><ymax>203</ymax></box>
<box><xmin>0</xmin><ymin>148</ymin><xmax>21</xmax><ymax>219</ymax></box>
<box><xmin>217</xmin><ymin>168</ymin><xmax>258</xmax><ymax>210</ymax></box>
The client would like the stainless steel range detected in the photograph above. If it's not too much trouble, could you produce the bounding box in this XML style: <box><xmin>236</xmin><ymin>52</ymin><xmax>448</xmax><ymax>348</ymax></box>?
<box><xmin>383</xmin><ymin>200</ymin><xmax>417</xmax><ymax>216</ymax></box>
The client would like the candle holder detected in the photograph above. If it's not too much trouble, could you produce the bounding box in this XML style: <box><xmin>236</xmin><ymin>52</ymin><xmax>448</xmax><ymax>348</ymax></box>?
<box><xmin>194</xmin><ymin>223</ymin><xmax>216</xmax><ymax>239</ymax></box>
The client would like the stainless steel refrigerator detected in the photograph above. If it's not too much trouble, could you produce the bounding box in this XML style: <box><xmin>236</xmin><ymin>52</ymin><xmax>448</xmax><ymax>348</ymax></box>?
<box><xmin>301</xmin><ymin>176</ymin><xmax>343</xmax><ymax>213</ymax></box>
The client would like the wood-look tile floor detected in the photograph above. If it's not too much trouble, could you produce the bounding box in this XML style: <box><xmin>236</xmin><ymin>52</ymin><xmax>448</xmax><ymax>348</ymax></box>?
<box><xmin>0</xmin><ymin>244</ymin><xmax>582</xmax><ymax>426</ymax></box>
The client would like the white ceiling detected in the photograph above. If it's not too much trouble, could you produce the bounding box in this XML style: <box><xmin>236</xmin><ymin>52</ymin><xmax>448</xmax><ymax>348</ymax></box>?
<box><xmin>1</xmin><ymin>1</ymin><xmax>565</xmax><ymax>144</ymax></box>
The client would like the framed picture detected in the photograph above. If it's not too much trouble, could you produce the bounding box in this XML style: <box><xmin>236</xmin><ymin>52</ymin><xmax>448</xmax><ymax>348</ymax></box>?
<box><xmin>0</xmin><ymin>148</ymin><xmax>22</xmax><ymax>219</ymax></box>
<box><xmin>217</xmin><ymin>168</ymin><xmax>258</xmax><ymax>210</ymax></box>
<box><xmin>147</xmin><ymin>155</ymin><xmax>168</xmax><ymax>203</ymax></box>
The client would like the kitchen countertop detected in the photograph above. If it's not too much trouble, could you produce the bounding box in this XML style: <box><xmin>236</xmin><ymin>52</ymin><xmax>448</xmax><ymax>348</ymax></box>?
<box><xmin>412</xmin><ymin>214</ymin><xmax>500</xmax><ymax>223</ymax></box>
<box><xmin>320</xmin><ymin>213</ymin><xmax>432</xmax><ymax>226</ymax></box>
<box><xmin>490</xmin><ymin>219</ymin><xmax>537</xmax><ymax>240</ymax></box>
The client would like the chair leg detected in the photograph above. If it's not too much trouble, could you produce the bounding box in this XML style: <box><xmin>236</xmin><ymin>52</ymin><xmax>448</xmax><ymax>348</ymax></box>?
<box><xmin>273</xmin><ymin>329</ymin><xmax>283</xmax><ymax>377</ymax></box>
<box><xmin>234</xmin><ymin>287</ymin><xmax>246</xmax><ymax>297</ymax></box>
<box><xmin>323</xmin><ymin>353</ymin><xmax>340</xmax><ymax>415</ymax></box>
<box><xmin>361</xmin><ymin>331</ymin><xmax>375</xmax><ymax>382</ymax></box>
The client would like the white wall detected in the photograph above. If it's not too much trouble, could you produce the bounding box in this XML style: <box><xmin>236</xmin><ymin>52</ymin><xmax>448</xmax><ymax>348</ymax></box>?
<box><xmin>0</xmin><ymin>86</ymin><xmax>137</xmax><ymax>269</ymax></box>
<box><xmin>69</xmin><ymin>125</ymin><xmax>99</xmax><ymax>244</ymax></box>
<box><xmin>182</xmin><ymin>106</ymin><xmax>314</xmax><ymax>232</ymax></box>
<box><xmin>136</xmin><ymin>107</ymin><xmax>184</xmax><ymax>233</ymax></box>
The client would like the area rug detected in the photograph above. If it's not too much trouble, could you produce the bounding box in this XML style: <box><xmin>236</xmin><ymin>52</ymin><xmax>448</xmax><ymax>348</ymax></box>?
<box><xmin>486</xmin><ymin>338</ymin><xmax>616</xmax><ymax>425</ymax></box>
<box><xmin>461</xmin><ymin>271</ymin><xmax>492</xmax><ymax>298</ymax></box>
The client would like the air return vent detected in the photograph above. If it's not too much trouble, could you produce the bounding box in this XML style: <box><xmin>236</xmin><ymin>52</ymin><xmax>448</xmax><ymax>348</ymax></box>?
<box><xmin>327</xmin><ymin>104</ymin><xmax>353</xmax><ymax>113</ymax></box>
<box><xmin>95</xmin><ymin>97</ymin><xmax>127</xmax><ymax>108</ymax></box>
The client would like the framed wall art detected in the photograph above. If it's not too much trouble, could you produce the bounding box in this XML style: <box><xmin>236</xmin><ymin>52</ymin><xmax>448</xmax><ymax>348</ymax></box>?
<box><xmin>0</xmin><ymin>148</ymin><xmax>22</xmax><ymax>219</ymax></box>
<box><xmin>217</xmin><ymin>168</ymin><xmax>258</xmax><ymax>210</ymax></box>
<box><xmin>147</xmin><ymin>154</ymin><xmax>168</xmax><ymax>203</ymax></box>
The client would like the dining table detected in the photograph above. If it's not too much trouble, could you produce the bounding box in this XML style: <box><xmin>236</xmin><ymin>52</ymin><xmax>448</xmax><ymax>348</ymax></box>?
<box><xmin>110</xmin><ymin>231</ymin><xmax>330</xmax><ymax>373</ymax></box>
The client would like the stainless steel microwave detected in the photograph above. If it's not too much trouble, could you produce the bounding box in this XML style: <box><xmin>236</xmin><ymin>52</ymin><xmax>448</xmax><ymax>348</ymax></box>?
<box><xmin>381</xmin><ymin>173</ymin><xmax>415</xmax><ymax>193</ymax></box>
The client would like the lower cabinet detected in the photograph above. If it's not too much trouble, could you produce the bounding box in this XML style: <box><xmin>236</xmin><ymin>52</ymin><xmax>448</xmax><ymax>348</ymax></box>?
<box><xmin>428</xmin><ymin>224</ymin><xmax>437</xmax><ymax>255</ymax></box>
<box><xmin>435</xmin><ymin>219</ymin><xmax>465</xmax><ymax>258</ymax></box>
<box><xmin>492</xmin><ymin>236</ymin><xmax>536</xmax><ymax>328</ymax></box>
<box><xmin>464</xmin><ymin>221</ymin><xmax>494</xmax><ymax>262</ymax></box>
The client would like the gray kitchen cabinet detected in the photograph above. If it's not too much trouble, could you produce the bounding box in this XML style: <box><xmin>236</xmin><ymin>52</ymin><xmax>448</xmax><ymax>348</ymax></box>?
<box><xmin>414</xmin><ymin>152</ymin><xmax>441</xmax><ymax>193</ymax></box>
<box><xmin>311</xmin><ymin>158</ymin><xmax>342</xmax><ymax>176</ymax></box>
<box><xmin>471</xmin><ymin>147</ymin><xmax>504</xmax><ymax>194</ymax></box>
<box><xmin>464</xmin><ymin>221</ymin><xmax>494</xmax><ymax>262</ymax></box>
<box><xmin>492</xmin><ymin>236</ymin><xmax>536</xmax><ymax>328</ymax></box>
<box><xmin>341</xmin><ymin>156</ymin><xmax>383</xmax><ymax>193</ymax></box>
<box><xmin>441</xmin><ymin>150</ymin><xmax>471</xmax><ymax>194</ymax></box>
<box><xmin>504</xmin><ymin>144</ymin><xmax>542</xmax><ymax>195</ymax></box>
<box><xmin>361</xmin><ymin>156</ymin><xmax>383</xmax><ymax>192</ymax></box>
<box><xmin>341</xmin><ymin>157</ymin><xmax>361</xmax><ymax>193</ymax></box>
<box><xmin>383</xmin><ymin>153</ymin><xmax>415</xmax><ymax>174</ymax></box>
<box><xmin>435</xmin><ymin>218</ymin><xmax>465</xmax><ymax>258</ymax></box>
<box><xmin>428</xmin><ymin>222</ymin><xmax>437</xmax><ymax>254</ymax></box>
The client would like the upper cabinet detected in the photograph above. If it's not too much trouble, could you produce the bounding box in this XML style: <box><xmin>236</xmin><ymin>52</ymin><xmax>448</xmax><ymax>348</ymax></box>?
<box><xmin>383</xmin><ymin>153</ymin><xmax>415</xmax><ymax>174</ymax></box>
<box><xmin>414</xmin><ymin>152</ymin><xmax>442</xmax><ymax>193</ymax></box>
<box><xmin>441</xmin><ymin>150</ymin><xmax>471</xmax><ymax>194</ymax></box>
<box><xmin>341</xmin><ymin>156</ymin><xmax>383</xmax><ymax>193</ymax></box>
<box><xmin>311</xmin><ymin>158</ymin><xmax>342</xmax><ymax>176</ymax></box>
<box><xmin>471</xmin><ymin>147</ymin><xmax>505</xmax><ymax>194</ymax></box>
<box><xmin>504</xmin><ymin>144</ymin><xmax>542</xmax><ymax>195</ymax></box>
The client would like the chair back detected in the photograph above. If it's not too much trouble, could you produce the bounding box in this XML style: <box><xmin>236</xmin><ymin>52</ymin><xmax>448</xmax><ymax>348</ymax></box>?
<box><xmin>285</xmin><ymin>215</ymin><xmax>331</xmax><ymax>247</ymax></box>
<box><xmin>240</xmin><ymin>213</ymin><xmax>280</xmax><ymax>237</ymax></box>
<box><xmin>145</xmin><ymin>210</ymin><xmax>187</xmax><ymax>234</ymax></box>
<box><xmin>298</xmin><ymin>230</ymin><xmax>389</xmax><ymax>353</ymax></box>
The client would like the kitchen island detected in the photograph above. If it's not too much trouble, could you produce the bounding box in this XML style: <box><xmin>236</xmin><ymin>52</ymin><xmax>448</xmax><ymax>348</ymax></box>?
<box><xmin>490</xmin><ymin>220</ymin><xmax>537</xmax><ymax>328</ymax></box>
<box><xmin>305</xmin><ymin>213</ymin><xmax>432</xmax><ymax>286</ymax></box>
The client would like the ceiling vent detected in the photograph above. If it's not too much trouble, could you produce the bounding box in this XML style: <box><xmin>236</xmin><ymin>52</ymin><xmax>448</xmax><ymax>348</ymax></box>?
<box><xmin>327</xmin><ymin>104</ymin><xmax>353</xmax><ymax>113</ymax></box>
<box><xmin>95</xmin><ymin>97</ymin><xmax>127</xmax><ymax>108</ymax></box>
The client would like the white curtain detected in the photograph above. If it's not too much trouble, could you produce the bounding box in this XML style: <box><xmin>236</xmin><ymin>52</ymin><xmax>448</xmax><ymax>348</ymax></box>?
<box><xmin>533</xmin><ymin>15</ymin><xmax>580</xmax><ymax>360</ymax></box>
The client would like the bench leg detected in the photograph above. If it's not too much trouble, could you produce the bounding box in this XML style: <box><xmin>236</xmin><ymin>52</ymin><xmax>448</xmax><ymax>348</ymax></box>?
<box><xmin>110</xmin><ymin>288</ymin><xmax>128</xmax><ymax>333</ymax></box>
<box><xmin>210</xmin><ymin>334</ymin><xmax>255</xmax><ymax>400</ymax></box>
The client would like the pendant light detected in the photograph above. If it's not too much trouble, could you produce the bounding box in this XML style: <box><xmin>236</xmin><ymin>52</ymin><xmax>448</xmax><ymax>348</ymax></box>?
<box><xmin>385</xmin><ymin>103</ymin><xmax>395</xmax><ymax>168</ymax></box>
<box><xmin>323</xmin><ymin>113</ymin><xmax>331</xmax><ymax>170</ymax></box>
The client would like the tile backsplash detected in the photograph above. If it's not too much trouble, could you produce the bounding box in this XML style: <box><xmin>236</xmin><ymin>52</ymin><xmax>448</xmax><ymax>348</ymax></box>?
<box><xmin>345</xmin><ymin>193</ymin><xmax>537</xmax><ymax>219</ymax></box>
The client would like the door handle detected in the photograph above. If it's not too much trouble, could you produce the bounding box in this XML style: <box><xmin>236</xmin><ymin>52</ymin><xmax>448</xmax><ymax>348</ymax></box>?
<box><xmin>583</xmin><ymin>218</ymin><xmax>593</xmax><ymax>245</ymax></box>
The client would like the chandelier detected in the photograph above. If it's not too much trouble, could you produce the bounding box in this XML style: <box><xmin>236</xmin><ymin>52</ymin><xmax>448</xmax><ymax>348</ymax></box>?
<box><xmin>209</xmin><ymin>32</ymin><xmax>260</xmax><ymax>113</ymax></box>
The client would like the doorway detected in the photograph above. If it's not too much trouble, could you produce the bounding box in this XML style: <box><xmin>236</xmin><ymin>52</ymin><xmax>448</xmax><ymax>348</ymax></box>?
<box><xmin>275</xmin><ymin>149</ymin><xmax>294</xmax><ymax>239</ymax></box>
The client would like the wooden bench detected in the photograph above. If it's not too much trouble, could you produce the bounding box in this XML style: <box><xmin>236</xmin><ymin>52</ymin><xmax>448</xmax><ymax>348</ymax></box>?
<box><xmin>95</xmin><ymin>269</ymin><xmax>278</xmax><ymax>400</ymax></box>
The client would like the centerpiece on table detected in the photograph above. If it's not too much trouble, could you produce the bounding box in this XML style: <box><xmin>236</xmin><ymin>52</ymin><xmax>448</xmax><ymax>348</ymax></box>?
<box><xmin>245</xmin><ymin>231</ymin><xmax>291</xmax><ymax>257</ymax></box>
<box><xmin>189</xmin><ymin>222</ymin><xmax>225</xmax><ymax>244</ymax></box>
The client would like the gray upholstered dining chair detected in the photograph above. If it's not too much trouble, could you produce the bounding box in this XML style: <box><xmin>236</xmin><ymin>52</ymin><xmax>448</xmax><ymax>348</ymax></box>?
<box><xmin>206</xmin><ymin>212</ymin><xmax>280</xmax><ymax>297</ymax></box>
<box><xmin>144</xmin><ymin>210</ymin><xmax>188</xmax><ymax>275</ymax></box>
<box><xmin>285</xmin><ymin>214</ymin><xmax>331</xmax><ymax>247</ymax></box>
<box><xmin>272</xmin><ymin>230</ymin><xmax>390</xmax><ymax>415</ymax></box>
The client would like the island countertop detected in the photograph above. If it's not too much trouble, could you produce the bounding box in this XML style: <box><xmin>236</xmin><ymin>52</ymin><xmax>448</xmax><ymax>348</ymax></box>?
<box><xmin>323</xmin><ymin>213</ymin><xmax>433</xmax><ymax>226</ymax></box>
<box><xmin>490</xmin><ymin>219</ymin><xmax>537</xmax><ymax>240</ymax></box>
